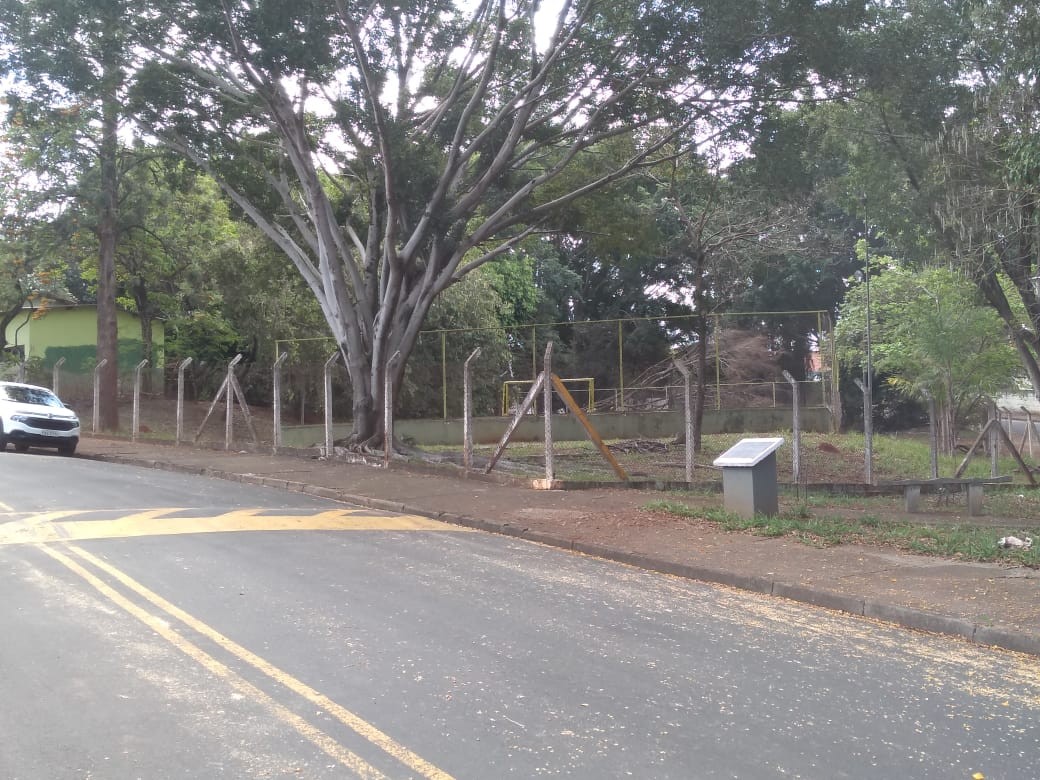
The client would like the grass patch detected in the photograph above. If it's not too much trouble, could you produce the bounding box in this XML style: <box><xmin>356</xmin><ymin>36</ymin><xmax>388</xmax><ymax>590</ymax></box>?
<box><xmin>466</xmin><ymin>430</ymin><xmax>1040</xmax><ymax>489</ymax></box>
<box><xmin>646</xmin><ymin>499</ymin><xmax>1040</xmax><ymax>566</ymax></box>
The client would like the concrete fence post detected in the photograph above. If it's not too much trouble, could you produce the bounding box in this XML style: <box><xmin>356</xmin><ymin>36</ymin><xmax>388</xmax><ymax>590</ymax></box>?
<box><xmin>853</xmin><ymin>378</ymin><xmax>873</xmax><ymax>484</ymax></box>
<box><xmin>323</xmin><ymin>351</ymin><xmax>340</xmax><ymax>458</ymax></box>
<box><xmin>92</xmin><ymin>358</ymin><xmax>108</xmax><ymax>434</ymax></box>
<box><xmin>272</xmin><ymin>352</ymin><xmax>288</xmax><ymax>452</ymax></box>
<box><xmin>782</xmin><ymin>370</ymin><xmax>800</xmax><ymax>485</ymax></box>
<box><xmin>384</xmin><ymin>351</ymin><xmax>401</xmax><ymax>468</ymax></box>
<box><xmin>131</xmin><ymin>359</ymin><xmax>149</xmax><ymax>442</ymax></box>
<box><xmin>441</xmin><ymin>331</ymin><xmax>448</xmax><ymax>420</ymax></box>
<box><xmin>225</xmin><ymin>354</ymin><xmax>243</xmax><ymax>451</ymax></box>
<box><xmin>921</xmin><ymin>388</ymin><xmax>938</xmax><ymax>479</ymax></box>
<box><xmin>176</xmin><ymin>357</ymin><xmax>193</xmax><ymax>446</ymax></box>
<box><xmin>463</xmin><ymin>347</ymin><xmax>481</xmax><ymax>471</ymax></box>
<box><xmin>673</xmin><ymin>358</ymin><xmax>694</xmax><ymax>483</ymax></box>
<box><xmin>17</xmin><ymin>361</ymin><xmax>25</xmax><ymax>382</ymax></box>
<box><xmin>52</xmin><ymin>356</ymin><xmax>66</xmax><ymax>396</ymax></box>
<box><xmin>1022</xmin><ymin>406</ymin><xmax>1037</xmax><ymax>459</ymax></box>
<box><xmin>989</xmin><ymin>402</ymin><xmax>1000</xmax><ymax>477</ymax></box>
<box><xmin>543</xmin><ymin>342</ymin><xmax>554</xmax><ymax>481</ymax></box>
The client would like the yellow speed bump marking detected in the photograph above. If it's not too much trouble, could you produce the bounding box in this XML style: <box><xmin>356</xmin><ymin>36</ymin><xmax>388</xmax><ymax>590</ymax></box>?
<box><xmin>0</xmin><ymin>510</ymin><xmax>100</xmax><ymax>545</ymax></box>
<box><xmin>0</xmin><ymin>508</ymin><xmax>468</xmax><ymax>545</ymax></box>
<box><xmin>52</xmin><ymin>544</ymin><xmax>456</xmax><ymax>780</ymax></box>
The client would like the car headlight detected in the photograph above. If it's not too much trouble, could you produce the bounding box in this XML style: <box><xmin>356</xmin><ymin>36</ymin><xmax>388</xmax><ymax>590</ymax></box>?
<box><xmin>10</xmin><ymin>414</ymin><xmax>30</xmax><ymax>422</ymax></box>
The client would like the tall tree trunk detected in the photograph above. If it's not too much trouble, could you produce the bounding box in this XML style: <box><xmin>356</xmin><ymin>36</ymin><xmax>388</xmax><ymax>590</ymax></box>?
<box><xmin>338</xmin><ymin>341</ymin><xmax>388</xmax><ymax>449</ymax></box>
<box><xmin>139</xmin><ymin>314</ymin><xmax>153</xmax><ymax>394</ymax></box>
<box><xmin>345</xmin><ymin>340</ymin><xmax>412</xmax><ymax>449</ymax></box>
<box><xmin>0</xmin><ymin>305</ymin><xmax>22</xmax><ymax>354</ymax></box>
<box><xmin>974</xmin><ymin>259</ymin><xmax>1040</xmax><ymax>397</ymax></box>
<box><xmin>939</xmin><ymin>385</ymin><xmax>958</xmax><ymax>456</ymax></box>
<box><xmin>1011</xmin><ymin>330</ymin><xmax>1040</xmax><ymax>400</ymax></box>
<box><xmin>96</xmin><ymin>86</ymin><xmax>120</xmax><ymax>431</ymax></box>
<box><xmin>937</xmin><ymin>406</ymin><xmax>956</xmax><ymax>457</ymax></box>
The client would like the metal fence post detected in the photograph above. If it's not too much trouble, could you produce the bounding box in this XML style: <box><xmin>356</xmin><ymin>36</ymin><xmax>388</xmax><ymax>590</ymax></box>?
<box><xmin>782</xmin><ymin>370</ymin><xmax>800</xmax><ymax>485</ymax></box>
<box><xmin>272</xmin><ymin>352</ymin><xmax>288</xmax><ymax>451</ymax></box>
<box><xmin>131</xmin><ymin>359</ymin><xmax>148</xmax><ymax>442</ymax></box>
<box><xmin>543</xmin><ymin>342</ymin><xmax>554</xmax><ymax>481</ymax></box>
<box><xmin>384</xmin><ymin>351</ymin><xmax>401</xmax><ymax>467</ymax></box>
<box><xmin>52</xmin><ymin>356</ymin><xmax>66</xmax><ymax>396</ymax></box>
<box><xmin>92</xmin><ymin>358</ymin><xmax>108</xmax><ymax>434</ymax></box>
<box><xmin>853</xmin><ymin>377</ymin><xmax>873</xmax><ymax>484</ymax></box>
<box><xmin>176</xmin><ymin>357</ymin><xmax>193</xmax><ymax>446</ymax></box>
<box><xmin>463</xmin><ymin>348</ymin><xmax>481</xmax><ymax>471</ymax></box>
<box><xmin>673</xmin><ymin>359</ymin><xmax>694</xmax><ymax>483</ymax></box>
<box><xmin>323</xmin><ymin>351</ymin><xmax>340</xmax><ymax>458</ymax></box>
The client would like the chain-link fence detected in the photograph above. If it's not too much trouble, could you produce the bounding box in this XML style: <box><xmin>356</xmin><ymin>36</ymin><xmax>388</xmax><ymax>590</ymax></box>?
<box><xmin>1</xmin><ymin>353</ymin><xmax>273</xmax><ymax>448</ymax></box>
<box><xmin>272</xmin><ymin>310</ymin><xmax>836</xmax><ymax>422</ymax></box>
<box><xmin>2</xmin><ymin>310</ymin><xmax>835</xmax><ymax>449</ymax></box>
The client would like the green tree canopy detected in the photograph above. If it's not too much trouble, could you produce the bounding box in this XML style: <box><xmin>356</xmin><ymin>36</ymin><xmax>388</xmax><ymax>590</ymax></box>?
<box><xmin>837</xmin><ymin>249</ymin><xmax>1019</xmax><ymax>452</ymax></box>
<box><xmin>116</xmin><ymin>0</ymin><xmax>864</xmax><ymax>447</ymax></box>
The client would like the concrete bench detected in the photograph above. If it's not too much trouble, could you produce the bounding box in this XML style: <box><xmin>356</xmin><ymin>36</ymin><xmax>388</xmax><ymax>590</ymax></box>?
<box><xmin>879</xmin><ymin>476</ymin><xmax>1013</xmax><ymax>516</ymax></box>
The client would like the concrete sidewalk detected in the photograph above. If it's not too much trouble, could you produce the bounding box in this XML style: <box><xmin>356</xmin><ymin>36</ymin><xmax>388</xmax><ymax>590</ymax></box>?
<box><xmin>77</xmin><ymin>436</ymin><xmax>1040</xmax><ymax>657</ymax></box>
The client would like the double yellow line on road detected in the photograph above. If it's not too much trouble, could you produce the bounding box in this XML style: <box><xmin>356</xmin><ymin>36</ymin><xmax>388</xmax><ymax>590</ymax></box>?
<box><xmin>41</xmin><ymin>543</ymin><xmax>455</xmax><ymax>780</ymax></box>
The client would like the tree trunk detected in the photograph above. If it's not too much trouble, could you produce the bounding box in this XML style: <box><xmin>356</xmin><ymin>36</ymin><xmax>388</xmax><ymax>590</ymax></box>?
<box><xmin>938</xmin><ymin>405</ymin><xmax>957</xmax><ymax>457</ymax></box>
<box><xmin>96</xmin><ymin>85</ymin><xmax>120</xmax><ymax>431</ymax></box>
<box><xmin>1012</xmin><ymin>329</ymin><xmax>1040</xmax><ymax>400</ymax></box>
<box><xmin>938</xmin><ymin>384</ymin><xmax>958</xmax><ymax>456</ymax></box>
<box><xmin>976</xmin><ymin>264</ymin><xmax>1040</xmax><ymax>398</ymax></box>
<box><xmin>338</xmin><ymin>265</ymin><xmax>438</xmax><ymax>451</ymax></box>
<box><xmin>0</xmin><ymin>303</ymin><xmax>23</xmax><ymax>354</ymax></box>
<box><xmin>139</xmin><ymin>314</ymin><xmax>153</xmax><ymax>394</ymax></box>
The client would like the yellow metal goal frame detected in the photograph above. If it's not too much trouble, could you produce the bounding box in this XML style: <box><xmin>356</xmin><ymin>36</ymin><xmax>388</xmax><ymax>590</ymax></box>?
<box><xmin>501</xmin><ymin>377</ymin><xmax>594</xmax><ymax>416</ymax></box>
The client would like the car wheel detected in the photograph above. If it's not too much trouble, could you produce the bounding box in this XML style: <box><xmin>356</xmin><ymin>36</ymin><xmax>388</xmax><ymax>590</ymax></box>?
<box><xmin>0</xmin><ymin>421</ymin><xmax>6</xmax><ymax>451</ymax></box>
<box><xmin>58</xmin><ymin>441</ymin><xmax>76</xmax><ymax>456</ymax></box>
<box><xmin>14</xmin><ymin>443</ymin><xmax>29</xmax><ymax>453</ymax></box>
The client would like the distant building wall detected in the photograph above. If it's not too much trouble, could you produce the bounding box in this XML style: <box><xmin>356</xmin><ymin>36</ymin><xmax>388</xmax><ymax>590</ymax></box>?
<box><xmin>3</xmin><ymin>306</ymin><xmax>164</xmax><ymax>372</ymax></box>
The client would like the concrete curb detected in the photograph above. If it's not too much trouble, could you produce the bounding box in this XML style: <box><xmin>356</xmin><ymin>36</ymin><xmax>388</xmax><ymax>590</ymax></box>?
<box><xmin>84</xmin><ymin>451</ymin><xmax>1040</xmax><ymax>658</ymax></box>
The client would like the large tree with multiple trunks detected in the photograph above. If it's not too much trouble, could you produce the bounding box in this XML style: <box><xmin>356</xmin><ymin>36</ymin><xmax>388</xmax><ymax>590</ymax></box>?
<box><xmin>120</xmin><ymin>0</ymin><xmax>858</xmax><ymax>448</ymax></box>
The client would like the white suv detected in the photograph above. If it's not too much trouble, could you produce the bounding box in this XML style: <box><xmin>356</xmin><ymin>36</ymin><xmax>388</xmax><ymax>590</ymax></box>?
<box><xmin>0</xmin><ymin>381</ymin><xmax>80</xmax><ymax>455</ymax></box>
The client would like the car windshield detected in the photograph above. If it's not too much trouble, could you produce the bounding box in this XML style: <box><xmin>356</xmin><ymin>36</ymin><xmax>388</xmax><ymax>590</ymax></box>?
<box><xmin>2</xmin><ymin>386</ymin><xmax>64</xmax><ymax>408</ymax></box>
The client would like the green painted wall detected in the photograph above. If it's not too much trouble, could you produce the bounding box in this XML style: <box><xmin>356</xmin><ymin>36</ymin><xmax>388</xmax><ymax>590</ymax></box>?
<box><xmin>3</xmin><ymin>306</ymin><xmax>165</xmax><ymax>371</ymax></box>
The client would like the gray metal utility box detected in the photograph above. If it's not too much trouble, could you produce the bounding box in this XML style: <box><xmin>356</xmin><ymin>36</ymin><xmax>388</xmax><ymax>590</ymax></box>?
<box><xmin>713</xmin><ymin>437</ymin><xmax>784</xmax><ymax>518</ymax></box>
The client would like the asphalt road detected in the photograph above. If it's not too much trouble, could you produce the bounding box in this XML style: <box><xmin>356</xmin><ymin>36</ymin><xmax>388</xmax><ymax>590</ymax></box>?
<box><xmin>1</xmin><ymin>452</ymin><xmax>1038</xmax><ymax>779</ymax></box>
